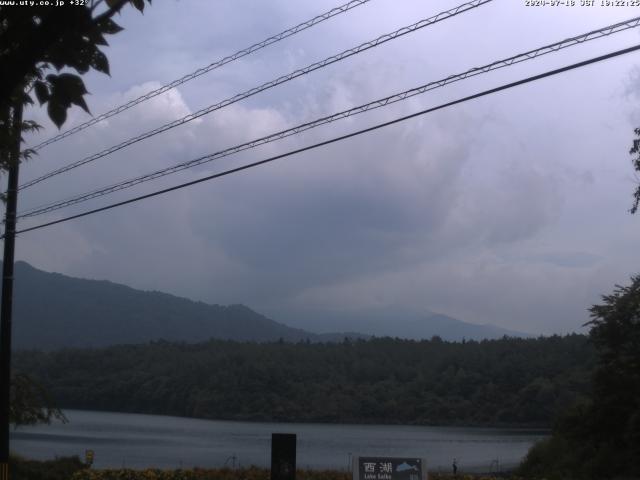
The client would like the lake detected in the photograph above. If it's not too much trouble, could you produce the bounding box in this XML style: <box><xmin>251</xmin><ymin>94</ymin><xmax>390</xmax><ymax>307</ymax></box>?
<box><xmin>11</xmin><ymin>410</ymin><xmax>547</xmax><ymax>473</ymax></box>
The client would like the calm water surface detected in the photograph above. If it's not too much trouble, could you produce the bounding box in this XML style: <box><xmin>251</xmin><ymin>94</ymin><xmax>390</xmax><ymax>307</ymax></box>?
<box><xmin>11</xmin><ymin>410</ymin><xmax>547</xmax><ymax>472</ymax></box>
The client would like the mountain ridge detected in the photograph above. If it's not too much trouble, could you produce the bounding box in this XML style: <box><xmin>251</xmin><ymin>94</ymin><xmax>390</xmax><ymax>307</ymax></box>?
<box><xmin>9</xmin><ymin>261</ymin><xmax>337</xmax><ymax>349</ymax></box>
<box><xmin>265</xmin><ymin>304</ymin><xmax>530</xmax><ymax>341</ymax></box>
<box><xmin>5</xmin><ymin>261</ymin><xmax>529</xmax><ymax>349</ymax></box>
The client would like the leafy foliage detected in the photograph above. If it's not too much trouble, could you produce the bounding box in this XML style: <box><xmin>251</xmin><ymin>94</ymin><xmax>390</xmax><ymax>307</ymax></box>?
<box><xmin>9</xmin><ymin>372</ymin><xmax>66</xmax><ymax>427</ymax></box>
<box><xmin>6</xmin><ymin>462</ymin><xmax>509</xmax><ymax>480</ymax></box>
<box><xmin>15</xmin><ymin>335</ymin><xmax>593</xmax><ymax>427</ymax></box>
<box><xmin>42</xmin><ymin>73</ymin><xmax>90</xmax><ymax>128</ymax></box>
<box><xmin>519</xmin><ymin>276</ymin><xmax>640</xmax><ymax>479</ymax></box>
<box><xmin>630</xmin><ymin>129</ymin><xmax>640</xmax><ymax>213</ymax></box>
<box><xmin>0</xmin><ymin>0</ymin><xmax>151</xmax><ymax>171</ymax></box>
<box><xmin>584</xmin><ymin>276</ymin><xmax>640</xmax><ymax>476</ymax></box>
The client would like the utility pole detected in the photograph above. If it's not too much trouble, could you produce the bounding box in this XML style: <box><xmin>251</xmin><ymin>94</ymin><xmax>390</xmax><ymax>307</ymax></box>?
<box><xmin>0</xmin><ymin>100</ymin><xmax>23</xmax><ymax>480</ymax></box>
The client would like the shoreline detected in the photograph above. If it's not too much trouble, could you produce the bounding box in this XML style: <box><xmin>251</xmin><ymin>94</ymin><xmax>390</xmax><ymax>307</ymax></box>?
<box><xmin>11</xmin><ymin>410</ymin><xmax>543</xmax><ymax>473</ymax></box>
<box><xmin>50</xmin><ymin>408</ymin><xmax>554</xmax><ymax>432</ymax></box>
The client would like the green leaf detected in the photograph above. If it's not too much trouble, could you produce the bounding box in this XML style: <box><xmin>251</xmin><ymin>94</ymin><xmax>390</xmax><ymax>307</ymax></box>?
<box><xmin>65</xmin><ymin>43</ymin><xmax>94</xmax><ymax>74</ymax></box>
<box><xmin>87</xmin><ymin>30</ymin><xmax>109</xmax><ymax>47</ymax></box>
<box><xmin>33</xmin><ymin>81</ymin><xmax>49</xmax><ymax>105</ymax></box>
<box><xmin>21</xmin><ymin>92</ymin><xmax>34</xmax><ymax>106</ymax></box>
<box><xmin>45</xmin><ymin>73</ymin><xmax>57</xmax><ymax>85</ymax></box>
<box><xmin>20</xmin><ymin>148</ymin><xmax>38</xmax><ymax>162</ymax></box>
<box><xmin>91</xmin><ymin>50</ymin><xmax>110</xmax><ymax>76</ymax></box>
<box><xmin>57</xmin><ymin>74</ymin><xmax>90</xmax><ymax>113</ymax></box>
<box><xmin>97</xmin><ymin>18</ymin><xmax>124</xmax><ymax>35</ymax></box>
<box><xmin>131</xmin><ymin>0</ymin><xmax>145</xmax><ymax>12</ymax></box>
<box><xmin>49</xmin><ymin>57</ymin><xmax>65</xmax><ymax>71</ymax></box>
<box><xmin>21</xmin><ymin>120</ymin><xmax>43</xmax><ymax>133</ymax></box>
<box><xmin>47</xmin><ymin>99</ymin><xmax>67</xmax><ymax>129</ymax></box>
<box><xmin>51</xmin><ymin>73</ymin><xmax>89</xmax><ymax>97</ymax></box>
<box><xmin>71</xmin><ymin>94</ymin><xmax>90</xmax><ymax>114</ymax></box>
<box><xmin>45</xmin><ymin>73</ymin><xmax>90</xmax><ymax>124</ymax></box>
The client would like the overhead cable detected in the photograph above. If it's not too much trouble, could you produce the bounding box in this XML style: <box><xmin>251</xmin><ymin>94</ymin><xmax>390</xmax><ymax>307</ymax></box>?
<box><xmin>13</xmin><ymin>43</ymin><xmax>640</xmax><ymax>236</ymax></box>
<box><xmin>30</xmin><ymin>0</ymin><xmax>374</xmax><ymax>151</ymax></box>
<box><xmin>19</xmin><ymin>0</ymin><xmax>493</xmax><ymax>190</ymax></box>
<box><xmin>17</xmin><ymin>15</ymin><xmax>640</xmax><ymax>219</ymax></box>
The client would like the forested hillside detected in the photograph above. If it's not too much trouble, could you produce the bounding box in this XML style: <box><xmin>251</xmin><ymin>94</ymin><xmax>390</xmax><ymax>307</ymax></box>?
<box><xmin>9</xmin><ymin>261</ymin><xmax>332</xmax><ymax>348</ymax></box>
<box><xmin>15</xmin><ymin>335</ymin><xmax>594</xmax><ymax>427</ymax></box>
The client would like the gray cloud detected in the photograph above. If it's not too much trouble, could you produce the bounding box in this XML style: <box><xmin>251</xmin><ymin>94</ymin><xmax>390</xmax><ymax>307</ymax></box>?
<box><xmin>10</xmin><ymin>0</ymin><xmax>640</xmax><ymax>335</ymax></box>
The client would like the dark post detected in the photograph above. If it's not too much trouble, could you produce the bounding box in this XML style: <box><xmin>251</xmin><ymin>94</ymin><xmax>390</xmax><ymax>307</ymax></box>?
<box><xmin>271</xmin><ymin>433</ymin><xmax>296</xmax><ymax>480</ymax></box>
<box><xmin>0</xmin><ymin>100</ymin><xmax>23</xmax><ymax>480</ymax></box>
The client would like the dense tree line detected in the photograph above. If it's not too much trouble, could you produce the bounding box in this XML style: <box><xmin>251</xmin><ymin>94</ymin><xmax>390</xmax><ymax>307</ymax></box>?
<box><xmin>14</xmin><ymin>335</ymin><xmax>593</xmax><ymax>427</ymax></box>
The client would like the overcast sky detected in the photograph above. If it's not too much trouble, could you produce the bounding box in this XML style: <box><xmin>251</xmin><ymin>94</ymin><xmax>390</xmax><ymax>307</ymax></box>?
<box><xmin>10</xmin><ymin>0</ymin><xmax>640</xmax><ymax>335</ymax></box>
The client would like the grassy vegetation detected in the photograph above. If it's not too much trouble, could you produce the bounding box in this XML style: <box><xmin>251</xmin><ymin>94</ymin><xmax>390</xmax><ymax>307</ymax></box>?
<box><xmin>9</xmin><ymin>457</ymin><xmax>523</xmax><ymax>480</ymax></box>
<box><xmin>70</xmin><ymin>468</ymin><xmax>517</xmax><ymax>480</ymax></box>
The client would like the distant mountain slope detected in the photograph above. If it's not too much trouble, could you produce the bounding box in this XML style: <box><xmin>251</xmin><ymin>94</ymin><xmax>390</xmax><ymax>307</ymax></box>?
<box><xmin>265</xmin><ymin>306</ymin><xmax>531</xmax><ymax>341</ymax></box>
<box><xmin>8</xmin><ymin>262</ymin><xmax>327</xmax><ymax>349</ymax></box>
<box><xmin>5</xmin><ymin>261</ymin><xmax>529</xmax><ymax>349</ymax></box>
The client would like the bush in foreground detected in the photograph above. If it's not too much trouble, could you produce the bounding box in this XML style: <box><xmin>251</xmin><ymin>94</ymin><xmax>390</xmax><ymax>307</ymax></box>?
<box><xmin>10</xmin><ymin>454</ymin><xmax>86</xmax><ymax>480</ymax></box>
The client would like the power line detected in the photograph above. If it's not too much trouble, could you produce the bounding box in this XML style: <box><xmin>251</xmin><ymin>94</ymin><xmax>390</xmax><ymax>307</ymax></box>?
<box><xmin>29</xmin><ymin>0</ymin><xmax>373</xmax><ymax>152</ymax></box>
<box><xmin>19</xmin><ymin>0</ymin><xmax>493</xmax><ymax>191</ymax></box>
<box><xmin>17</xmin><ymin>15</ymin><xmax>640</xmax><ymax>219</ymax></box>
<box><xmin>13</xmin><ymin>43</ymin><xmax>640</xmax><ymax>237</ymax></box>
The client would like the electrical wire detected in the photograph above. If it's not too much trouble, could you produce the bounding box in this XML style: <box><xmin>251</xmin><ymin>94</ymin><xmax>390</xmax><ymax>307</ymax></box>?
<box><xmin>17</xmin><ymin>15</ymin><xmax>640</xmax><ymax>219</ymax></box>
<box><xmin>19</xmin><ymin>0</ymin><xmax>493</xmax><ymax>190</ymax></box>
<box><xmin>30</xmin><ymin>0</ymin><xmax>374</xmax><ymax>151</ymax></box>
<box><xmin>13</xmin><ymin>43</ymin><xmax>640</xmax><ymax>236</ymax></box>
